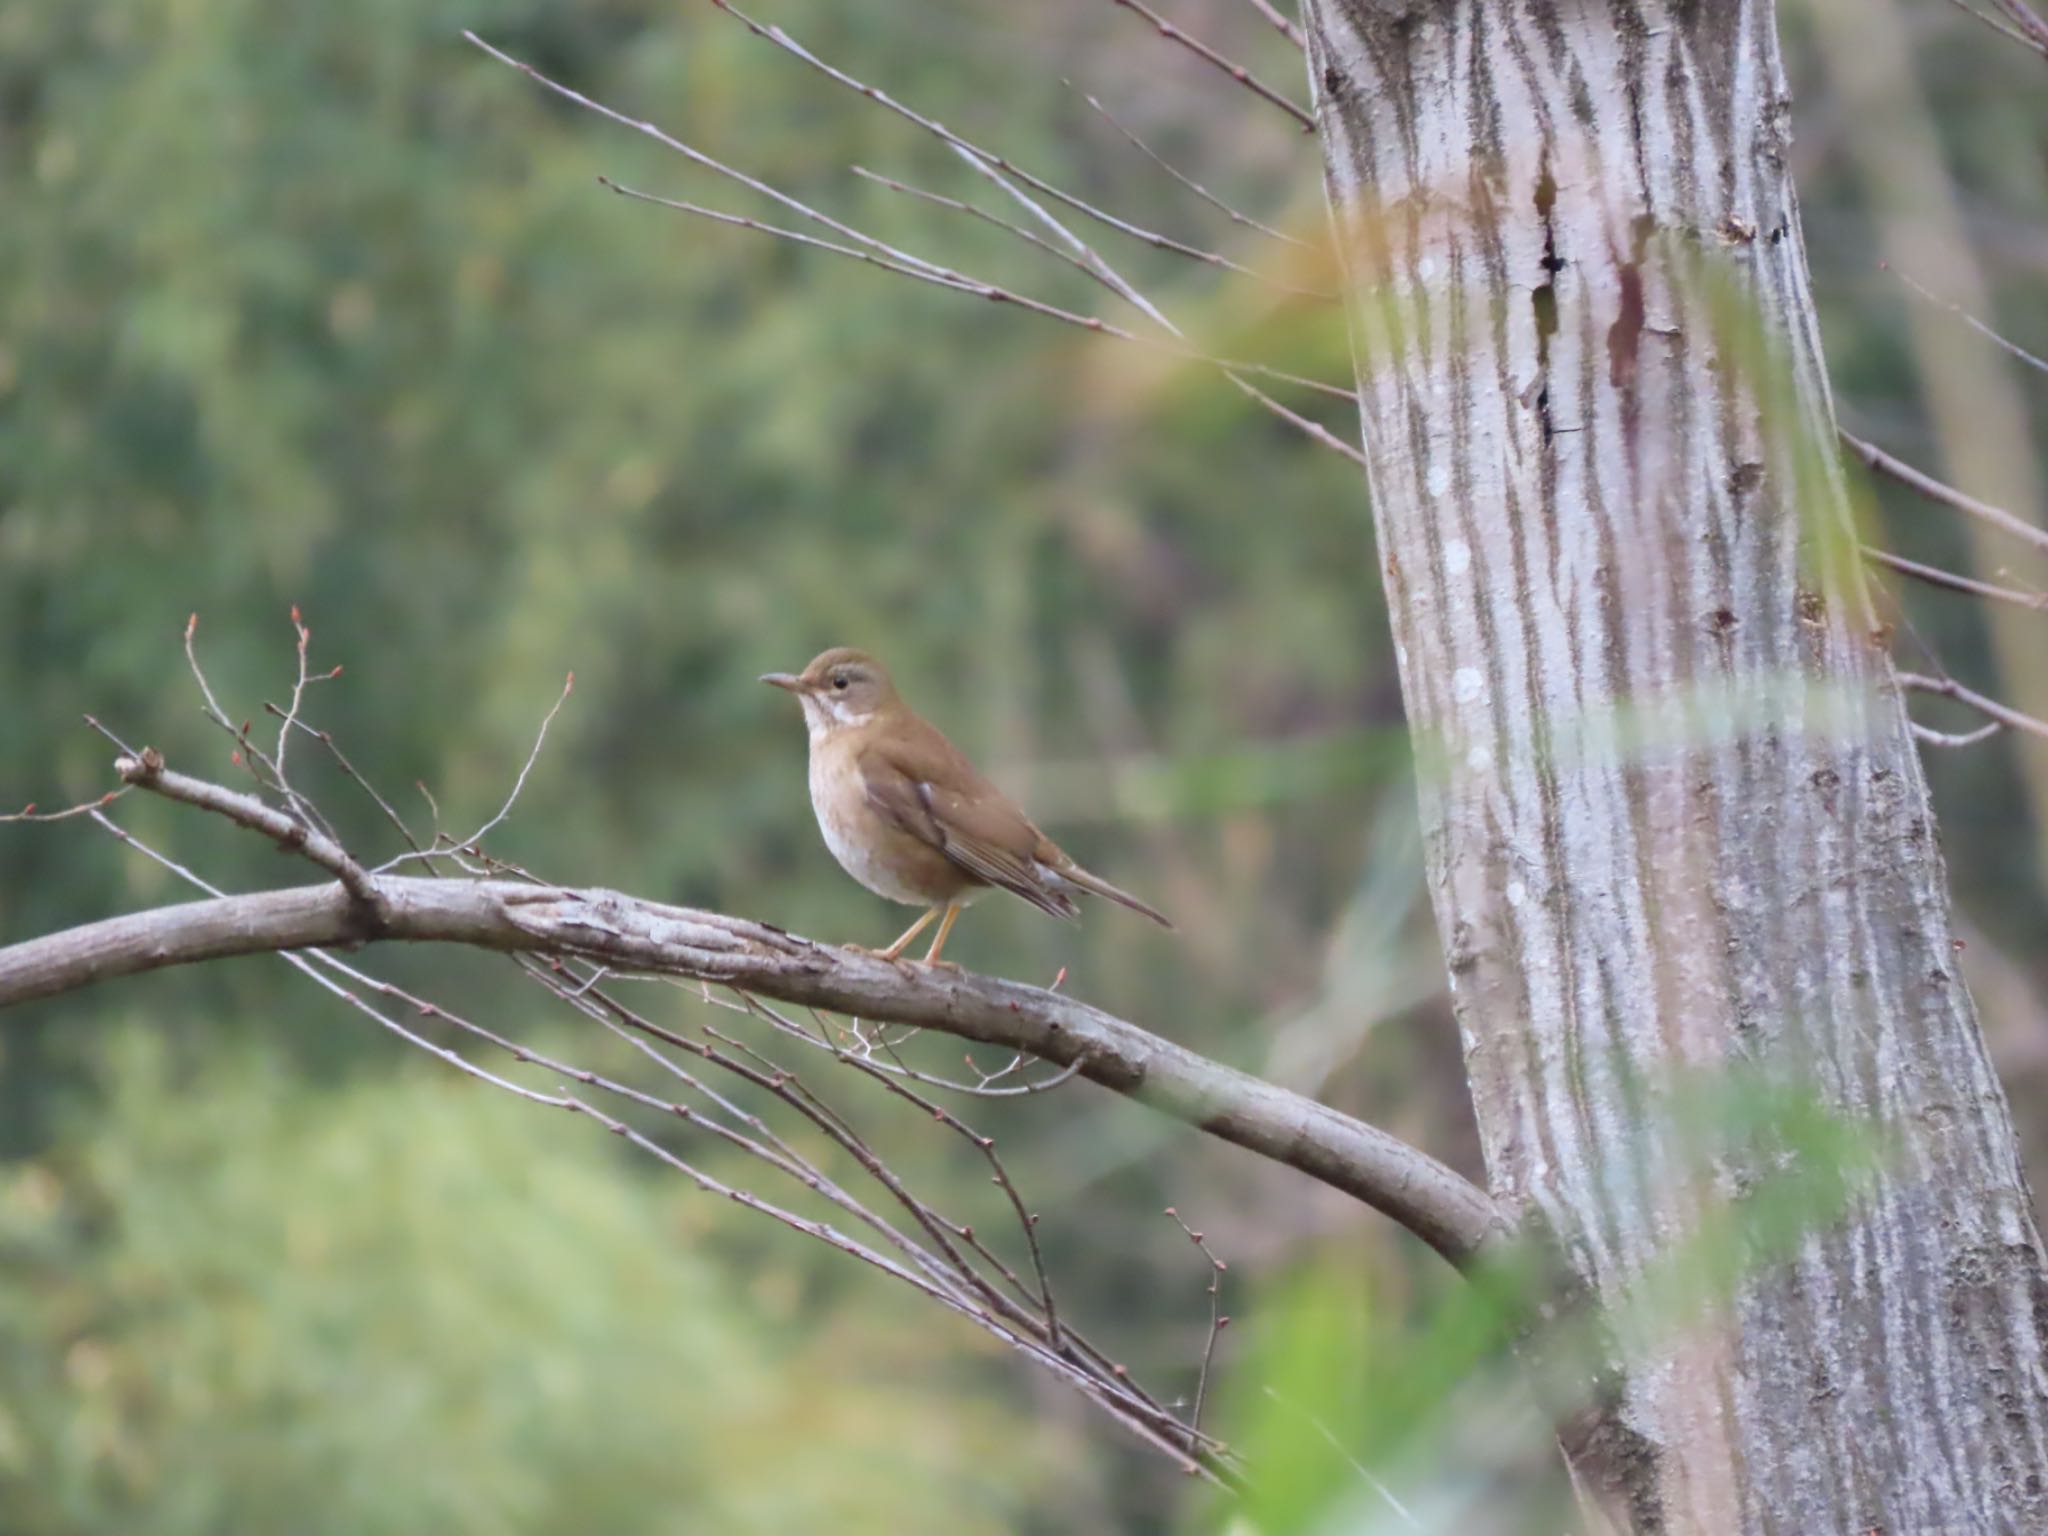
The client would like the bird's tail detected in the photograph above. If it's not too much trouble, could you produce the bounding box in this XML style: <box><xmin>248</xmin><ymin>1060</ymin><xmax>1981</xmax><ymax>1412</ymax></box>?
<box><xmin>1057</xmin><ymin>862</ymin><xmax>1173</xmax><ymax>930</ymax></box>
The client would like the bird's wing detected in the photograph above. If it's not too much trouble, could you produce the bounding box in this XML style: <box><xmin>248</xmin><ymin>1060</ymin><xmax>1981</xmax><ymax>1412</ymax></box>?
<box><xmin>859</xmin><ymin>723</ymin><xmax>1079</xmax><ymax>920</ymax></box>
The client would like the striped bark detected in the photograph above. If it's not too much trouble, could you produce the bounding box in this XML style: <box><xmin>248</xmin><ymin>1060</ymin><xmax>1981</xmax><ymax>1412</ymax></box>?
<box><xmin>1303</xmin><ymin>1</ymin><xmax>2048</xmax><ymax>1529</ymax></box>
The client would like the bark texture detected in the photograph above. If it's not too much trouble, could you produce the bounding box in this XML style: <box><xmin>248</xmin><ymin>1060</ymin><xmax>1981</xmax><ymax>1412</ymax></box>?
<box><xmin>1303</xmin><ymin>1</ymin><xmax>2048</xmax><ymax>1529</ymax></box>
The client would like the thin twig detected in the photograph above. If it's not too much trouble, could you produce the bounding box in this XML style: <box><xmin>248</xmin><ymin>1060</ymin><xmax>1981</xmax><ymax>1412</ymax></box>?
<box><xmin>708</xmin><ymin>991</ymin><xmax>1183</xmax><ymax>1428</ymax></box>
<box><xmin>853</xmin><ymin>164</ymin><xmax>1108</xmax><ymax>283</ymax></box>
<box><xmin>86</xmin><ymin>810</ymin><xmax>548</xmax><ymax>1106</ymax></box>
<box><xmin>183</xmin><ymin>613</ymin><xmax>283</xmax><ymax>790</ymax></box>
<box><xmin>610</xmin><ymin>177</ymin><xmax>1356</xmax><ymax>403</ymax></box>
<box><xmin>1099</xmin><ymin>0</ymin><xmax>1316</xmax><ymax>131</ymax></box>
<box><xmin>1240</xmin><ymin>0</ymin><xmax>1305</xmax><ymax>49</ymax></box>
<box><xmin>1069</xmin><ymin>84</ymin><xmax>1310</xmax><ymax>249</ymax></box>
<box><xmin>1</xmin><ymin>789</ymin><xmax>128</xmax><ymax>824</ymax></box>
<box><xmin>1898</xmin><ymin>671</ymin><xmax>2048</xmax><ymax>741</ymax></box>
<box><xmin>273</xmin><ymin>712</ymin><xmax>436</xmax><ymax>869</ymax></box>
<box><xmin>1882</xmin><ymin>261</ymin><xmax>2048</xmax><ymax>376</ymax></box>
<box><xmin>84</xmin><ymin>800</ymin><xmax>1230</xmax><ymax>1479</ymax></box>
<box><xmin>183</xmin><ymin>613</ymin><xmax>341</xmax><ymax>846</ymax></box>
<box><xmin>687</xmin><ymin>9</ymin><xmax>1323</xmax><ymax>292</ymax></box>
<box><xmin>1165</xmin><ymin>1206</ymin><xmax>1230</xmax><ymax>1453</ymax></box>
<box><xmin>376</xmin><ymin>673</ymin><xmax>574</xmax><ymax>873</ymax></box>
<box><xmin>849</xmin><ymin>1054</ymin><xmax>1070</xmax><ymax>1354</ymax></box>
<box><xmin>1863</xmin><ymin>545</ymin><xmax>2048</xmax><ymax>613</ymax></box>
<box><xmin>468</xmin><ymin>28</ymin><xmax>1364</xmax><ymax>474</ymax></box>
<box><xmin>646</xmin><ymin>993</ymin><xmax>1221</xmax><ymax>1465</ymax></box>
<box><xmin>1992</xmin><ymin>0</ymin><xmax>2048</xmax><ymax>49</ymax></box>
<box><xmin>461</xmin><ymin>30</ymin><xmax>954</xmax><ymax>283</ymax></box>
<box><xmin>272</xmin><ymin>606</ymin><xmax>333</xmax><ymax>798</ymax></box>
<box><xmin>1911</xmin><ymin>719</ymin><xmax>2004</xmax><ymax>748</ymax></box>
<box><xmin>1943</xmin><ymin>0</ymin><xmax>2048</xmax><ymax>53</ymax></box>
<box><xmin>113</xmin><ymin>750</ymin><xmax>385</xmax><ymax>917</ymax></box>
<box><xmin>1841</xmin><ymin>430</ymin><xmax>2048</xmax><ymax>557</ymax></box>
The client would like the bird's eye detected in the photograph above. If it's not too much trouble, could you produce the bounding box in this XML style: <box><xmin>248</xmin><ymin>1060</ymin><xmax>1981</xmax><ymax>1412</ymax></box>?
<box><xmin>832</xmin><ymin>674</ymin><xmax>850</xmax><ymax>691</ymax></box>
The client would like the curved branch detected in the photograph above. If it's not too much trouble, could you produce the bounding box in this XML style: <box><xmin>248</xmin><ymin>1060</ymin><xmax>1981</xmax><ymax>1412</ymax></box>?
<box><xmin>0</xmin><ymin>874</ymin><xmax>1503</xmax><ymax>1267</ymax></box>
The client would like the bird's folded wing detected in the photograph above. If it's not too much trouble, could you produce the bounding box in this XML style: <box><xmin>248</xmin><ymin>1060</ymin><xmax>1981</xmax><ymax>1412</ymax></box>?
<box><xmin>860</xmin><ymin>734</ymin><xmax>1079</xmax><ymax>920</ymax></box>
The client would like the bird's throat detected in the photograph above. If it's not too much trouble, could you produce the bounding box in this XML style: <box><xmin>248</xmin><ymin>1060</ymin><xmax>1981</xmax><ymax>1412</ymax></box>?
<box><xmin>803</xmin><ymin>695</ymin><xmax>882</xmax><ymax>741</ymax></box>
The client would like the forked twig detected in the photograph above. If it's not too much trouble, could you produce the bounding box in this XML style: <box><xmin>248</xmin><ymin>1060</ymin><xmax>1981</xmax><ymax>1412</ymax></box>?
<box><xmin>375</xmin><ymin>672</ymin><xmax>574</xmax><ymax>873</ymax></box>
<box><xmin>1898</xmin><ymin>671</ymin><xmax>2048</xmax><ymax>741</ymax></box>
<box><xmin>1165</xmin><ymin>1206</ymin><xmax>1230</xmax><ymax>1452</ymax></box>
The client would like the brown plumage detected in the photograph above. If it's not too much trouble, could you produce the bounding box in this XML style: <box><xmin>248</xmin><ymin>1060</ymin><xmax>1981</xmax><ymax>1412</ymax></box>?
<box><xmin>762</xmin><ymin>647</ymin><xmax>1170</xmax><ymax>964</ymax></box>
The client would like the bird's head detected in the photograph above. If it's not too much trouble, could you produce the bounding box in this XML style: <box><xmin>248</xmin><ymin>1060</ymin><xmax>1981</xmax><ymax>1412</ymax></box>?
<box><xmin>761</xmin><ymin>648</ymin><xmax>902</xmax><ymax>738</ymax></box>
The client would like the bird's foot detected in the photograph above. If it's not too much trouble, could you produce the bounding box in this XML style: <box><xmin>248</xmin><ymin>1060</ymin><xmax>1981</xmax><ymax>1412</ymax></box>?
<box><xmin>840</xmin><ymin>941</ymin><xmax>916</xmax><ymax>973</ymax></box>
<box><xmin>918</xmin><ymin>957</ymin><xmax>962</xmax><ymax>973</ymax></box>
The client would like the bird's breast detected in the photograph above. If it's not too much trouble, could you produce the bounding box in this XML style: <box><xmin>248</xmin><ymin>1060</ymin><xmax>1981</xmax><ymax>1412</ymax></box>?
<box><xmin>808</xmin><ymin>736</ymin><xmax>938</xmax><ymax>906</ymax></box>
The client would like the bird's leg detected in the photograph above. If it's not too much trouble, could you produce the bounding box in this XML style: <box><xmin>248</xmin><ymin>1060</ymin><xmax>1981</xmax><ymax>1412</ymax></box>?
<box><xmin>866</xmin><ymin>906</ymin><xmax>939</xmax><ymax>963</ymax></box>
<box><xmin>920</xmin><ymin>903</ymin><xmax>964</xmax><ymax>969</ymax></box>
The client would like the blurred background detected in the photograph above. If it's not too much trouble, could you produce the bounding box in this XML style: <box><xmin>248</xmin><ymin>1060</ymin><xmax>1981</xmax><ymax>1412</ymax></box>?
<box><xmin>0</xmin><ymin>1</ymin><xmax>2041</xmax><ymax>1531</ymax></box>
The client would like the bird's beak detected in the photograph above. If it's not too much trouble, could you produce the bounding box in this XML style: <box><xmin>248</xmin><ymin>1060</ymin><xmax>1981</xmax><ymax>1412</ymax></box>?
<box><xmin>760</xmin><ymin>672</ymin><xmax>806</xmax><ymax>694</ymax></box>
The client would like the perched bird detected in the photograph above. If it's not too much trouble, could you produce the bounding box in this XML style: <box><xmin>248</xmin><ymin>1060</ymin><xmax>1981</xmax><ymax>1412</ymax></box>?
<box><xmin>762</xmin><ymin>647</ymin><xmax>1171</xmax><ymax>966</ymax></box>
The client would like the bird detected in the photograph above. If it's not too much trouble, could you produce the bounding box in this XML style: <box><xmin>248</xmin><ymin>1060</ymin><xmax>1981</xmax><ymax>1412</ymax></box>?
<box><xmin>761</xmin><ymin>647</ymin><xmax>1171</xmax><ymax>967</ymax></box>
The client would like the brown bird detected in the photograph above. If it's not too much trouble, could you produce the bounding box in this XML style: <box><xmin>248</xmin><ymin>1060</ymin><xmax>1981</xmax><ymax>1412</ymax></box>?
<box><xmin>762</xmin><ymin>648</ymin><xmax>1171</xmax><ymax>966</ymax></box>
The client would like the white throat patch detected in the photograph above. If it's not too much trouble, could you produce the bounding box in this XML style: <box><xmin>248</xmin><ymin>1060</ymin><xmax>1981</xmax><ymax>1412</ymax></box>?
<box><xmin>801</xmin><ymin>692</ymin><xmax>876</xmax><ymax>738</ymax></box>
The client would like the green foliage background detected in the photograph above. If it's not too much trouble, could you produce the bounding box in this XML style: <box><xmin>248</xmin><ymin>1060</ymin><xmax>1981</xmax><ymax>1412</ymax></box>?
<box><xmin>2</xmin><ymin>1</ymin><xmax>2042</xmax><ymax>1530</ymax></box>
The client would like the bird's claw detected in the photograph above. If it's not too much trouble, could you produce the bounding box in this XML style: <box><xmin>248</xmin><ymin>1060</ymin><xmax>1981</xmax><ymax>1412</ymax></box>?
<box><xmin>841</xmin><ymin>941</ymin><xmax>916</xmax><ymax>973</ymax></box>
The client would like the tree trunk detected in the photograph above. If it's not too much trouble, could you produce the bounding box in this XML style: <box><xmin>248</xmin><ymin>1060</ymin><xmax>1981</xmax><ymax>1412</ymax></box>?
<box><xmin>1303</xmin><ymin>1</ymin><xmax>2048</xmax><ymax>1529</ymax></box>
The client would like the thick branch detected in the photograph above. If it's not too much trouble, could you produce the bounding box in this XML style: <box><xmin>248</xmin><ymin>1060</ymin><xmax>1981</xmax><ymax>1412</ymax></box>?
<box><xmin>113</xmin><ymin>751</ymin><xmax>387</xmax><ymax>916</ymax></box>
<box><xmin>0</xmin><ymin>876</ymin><xmax>1503</xmax><ymax>1268</ymax></box>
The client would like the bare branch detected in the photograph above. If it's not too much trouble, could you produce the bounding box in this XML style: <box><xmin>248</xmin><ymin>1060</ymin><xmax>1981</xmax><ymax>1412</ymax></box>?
<box><xmin>441</xmin><ymin>671</ymin><xmax>573</xmax><ymax>862</ymax></box>
<box><xmin>270</xmin><ymin>604</ymin><xmax>341</xmax><ymax>799</ymax></box>
<box><xmin>1863</xmin><ymin>545</ymin><xmax>2048</xmax><ymax>613</ymax></box>
<box><xmin>468</xmin><ymin>30</ymin><xmax>1366</xmax><ymax>477</ymax></box>
<box><xmin>1840</xmin><ymin>429</ymin><xmax>2048</xmax><ymax>557</ymax></box>
<box><xmin>461</xmin><ymin>31</ymin><xmax>953</xmax><ymax>282</ymax></box>
<box><xmin>1069</xmin><ymin>84</ymin><xmax>1310</xmax><ymax>249</ymax></box>
<box><xmin>273</xmin><ymin>712</ymin><xmax>435</xmax><ymax>867</ymax></box>
<box><xmin>601</xmin><ymin>176</ymin><xmax>1358</xmax><ymax>417</ymax></box>
<box><xmin>82</xmin><ymin>809</ymin><xmax>562</xmax><ymax>1112</ymax></box>
<box><xmin>183</xmin><ymin>612</ymin><xmax>278</xmax><ymax>782</ymax></box>
<box><xmin>69</xmin><ymin>786</ymin><xmax>1239</xmax><ymax>1474</ymax></box>
<box><xmin>183</xmin><ymin>613</ymin><xmax>338</xmax><ymax>843</ymax></box>
<box><xmin>1098</xmin><ymin>0</ymin><xmax>1316</xmax><ymax>131</ymax></box>
<box><xmin>1911</xmin><ymin>719</ymin><xmax>2004</xmax><ymax>748</ymax></box>
<box><xmin>0</xmin><ymin>869</ymin><xmax>1502</xmax><ymax>1268</ymax></box>
<box><xmin>665</xmin><ymin>13</ymin><xmax>1316</xmax><ymax>291</ymax></box>
<box><xmin>851</xmin><ymin>167</ymin><xmax>1347</xmax><ymax>397</ymax></box>
<box><xmin>1943</xmin><ymin>0</ymin><xmax>2048</xmax><ymax>55</ymax></box>
<box><xmin>1898</xmin><ymin>671</ymin><xmax>2048</xmax><ymax>741</ymax></box>
<box><xmin>852</xmin><ymin>164</ymin><xmax>1110</xmax><ymax>285</ymax></box>
<box><xmin>1990</xmin><ymin>0</ymin><xmax>2048</xmax><ymax>52</ymax></box>
<box><xmin>1164</xmin><ymin>1205</ymin><xmax>1229</xmax><ymax>1450</ymax></box>
<box><xmin>81</xmin><ymin>713</ymin><xmax>140</xmax><ymax>758</ymax></box>
<box><xmin>1883</xmin><ymin>260</ymin><xmax>2048</xmax><ymax>377</ymax></box>
<box><xmin>1240</xmin><ymin>0</ymin><xmax>1305</xmax><ymax>50</ymax></box>
<box><xmin>0</xmin><ymin>789</ymin><xmax>129</xmax><ymax>824</ymax></box>
<box><xmin>111</xmin><ymin>750</ymin><xmax>385</xmax><ymax>919</ymax></box>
